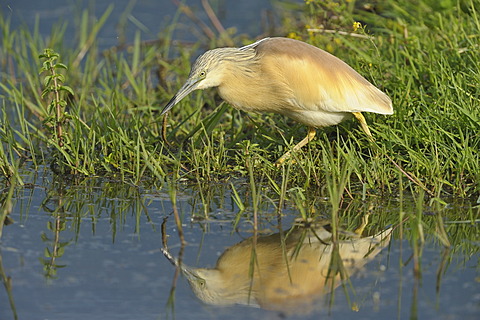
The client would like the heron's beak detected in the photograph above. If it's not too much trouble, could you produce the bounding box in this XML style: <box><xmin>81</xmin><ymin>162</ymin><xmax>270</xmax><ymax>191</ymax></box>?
<box><xmin>160</xmin><ymin>247</ymin><xmax>203</xmax><ymax>281</ymax></box>
<box><xmin>181</xmin><ymin>265</ymin><xmax>204</xmax><ymax>282</ymax></box>
<box><xmin>161</xmin><ymin>78</ymin><xmax>200</xmax><ymax>115</ymax></box>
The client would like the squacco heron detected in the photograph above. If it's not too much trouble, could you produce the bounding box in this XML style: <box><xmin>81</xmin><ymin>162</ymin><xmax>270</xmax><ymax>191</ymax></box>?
<box><xmin>162</xmin><ymin>37</ymin><xmax>393</xmax><ymax>164</ymax></box>
<box><xmin>162</xmin><ymin>221</ymin><xmax>392</xmax><ymax>313</ymax></box>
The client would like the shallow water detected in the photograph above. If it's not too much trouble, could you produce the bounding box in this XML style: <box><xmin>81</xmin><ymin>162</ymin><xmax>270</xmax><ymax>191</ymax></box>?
<box><xmin>2</xmin><ymin>0</ymin><xmax>281</xmax><ymax>49</ymax></box>
<box><xmin>0</xmin><ymin>171</ymin><xmax>478</xmax><ymax>320</ymax></box>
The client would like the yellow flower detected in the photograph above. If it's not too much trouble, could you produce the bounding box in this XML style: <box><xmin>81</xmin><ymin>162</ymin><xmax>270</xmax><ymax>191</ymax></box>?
<box><xmin>353</xmin><ymin>21</ymin><xmax>362</xmax><ymax>32</ymax></box>
<box><xmin>287</xmin><ymin>32</ymin><xmax>301</xmax><ymax>40</ymax></box>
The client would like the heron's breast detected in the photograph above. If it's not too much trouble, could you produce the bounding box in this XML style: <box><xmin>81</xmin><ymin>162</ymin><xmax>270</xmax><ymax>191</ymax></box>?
<box><xmin>282</xmin><ymin>109</ymin><xmax>352</xmax><ymax>128</ymax></box>
<box><xmin>217</xmin><ymin>82</ymin><xmax>292</xmax><ymax>114</ymax></box>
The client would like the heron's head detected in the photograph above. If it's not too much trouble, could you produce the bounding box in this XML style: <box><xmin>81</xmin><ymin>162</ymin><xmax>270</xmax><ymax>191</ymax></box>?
<box><xmin>182</xmin><ymin>267</ymin><xmax>231</xmax><ymax>305</ymax></box>
<box><xmin>161</xmin><ymin>46</ymin><xmax>258</xmax><ymax>115</ymax></box>
<box><xmin>161</xmin><ymin>48</ymin><xmax>231</xmax><ymax>115</ymax></box>
<box><xmin>161</xmin><ymin>247</ymin><xmax>241</xmax><ymax>305</ymax></box>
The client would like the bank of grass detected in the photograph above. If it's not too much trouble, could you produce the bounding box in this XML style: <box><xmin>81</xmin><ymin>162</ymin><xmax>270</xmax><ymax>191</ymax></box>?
<box><xmin>0</xmin><ymin>0</ymin><xmax>479</xmax><ymax>204</ymax></box>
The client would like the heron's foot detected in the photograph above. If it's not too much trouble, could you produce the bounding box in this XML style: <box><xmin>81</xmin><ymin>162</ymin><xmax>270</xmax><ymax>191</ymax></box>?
<box><xmin>275</xmin><ymin>127</ymin><xmax>316</xmax><ymax>167</ymax></box>
<box><xmin>352</xmin><ymin>112</ymin><xmax>374</xmax><ymax>141</ymax></box>
<box><xmin>275</xmin><ymin>150</ymin><xmax>296</xmax><ymax>167</ymax></box>
<box><xmin>354</xmin><ymin>210</ymin><xmax>373</xmax><ymax>236</ymax></box>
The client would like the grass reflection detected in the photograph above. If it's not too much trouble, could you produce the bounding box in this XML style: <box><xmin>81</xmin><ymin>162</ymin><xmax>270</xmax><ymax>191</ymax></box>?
<box><xmin>0</xmin><ymin>252</ymin><xmax>18</xmax><ymax>320</ymax></box>
<box><xmin>0</xmin><ymin>170</ymin><xmax>477</xmax><ymax>319</ymax></box>
<box><xmin>157</xmin><ymin>178</ymin><xmax>478</xmax><ymax>318</ymax></box>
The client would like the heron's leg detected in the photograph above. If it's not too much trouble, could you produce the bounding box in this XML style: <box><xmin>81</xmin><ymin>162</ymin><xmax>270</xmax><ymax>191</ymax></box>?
<box><xmin>276</xmin><ymin>127</ymin><xmax>316</xmax><ymax>166</ymax></box>
<box><xmin>161</xmin><ymin>113</ymin><xmax>171</xmax><ymax>147</ymax></box>
<box><xmin>354</xmin><ymin>211</ymin><xmax>372</xmax><ymax>236</ymax></box>
<box><xmin>352</xmin><ymin>112</ymin><xmax>373</xmax><ymax>138</ymax></box>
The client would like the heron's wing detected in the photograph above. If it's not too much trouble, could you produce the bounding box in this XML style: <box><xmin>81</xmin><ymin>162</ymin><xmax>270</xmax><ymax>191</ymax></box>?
<box><xmin>256</xmin><ymin>38</ymin><xmax>393</xmax><ymax>115</ymax></box>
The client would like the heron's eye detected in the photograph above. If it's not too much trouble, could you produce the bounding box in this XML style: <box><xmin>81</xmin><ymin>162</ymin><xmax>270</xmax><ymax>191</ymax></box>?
<box><xmin>199</xmin><ymin>279</ymin><xmax>206</xmax><ymax>287</ymax></box>
<box><xmin>199</xmin><ymin>71</ymin><xmax>206</xmax><ymax>78</ymax></box>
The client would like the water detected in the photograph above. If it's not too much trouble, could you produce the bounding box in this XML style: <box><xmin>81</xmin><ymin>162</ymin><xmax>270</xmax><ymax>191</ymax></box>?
<box><xmin>0</xmin><ymin>169</ymin><xmax>478</xmax><ymax>319</ymax></box>
<box><xmin>1</xmin><ymin>0</ymin><xmax>281</xmax><ymax>49</ymax></box>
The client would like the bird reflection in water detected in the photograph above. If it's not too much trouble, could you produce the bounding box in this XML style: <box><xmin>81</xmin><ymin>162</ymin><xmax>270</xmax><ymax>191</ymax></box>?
<box><xmin>162</xmin><ymin>219</ymin><xmax>392</xmax><ymax>314</ymax></box>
